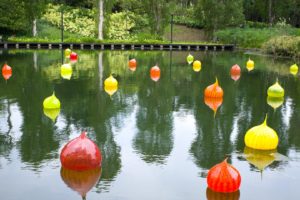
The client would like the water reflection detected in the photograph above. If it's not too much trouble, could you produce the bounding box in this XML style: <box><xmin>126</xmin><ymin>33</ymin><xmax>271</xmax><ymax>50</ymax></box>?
<box><xmin>206</xmin><ymin>188</ymin><xmax>240</xmax><ymax>200</ymax></box>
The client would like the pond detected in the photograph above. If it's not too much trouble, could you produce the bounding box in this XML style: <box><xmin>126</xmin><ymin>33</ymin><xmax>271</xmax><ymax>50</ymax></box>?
<box><xmin>0</xmin><ymin>49</ymin><xmax>299</xmax><ymax>200</ymax></box>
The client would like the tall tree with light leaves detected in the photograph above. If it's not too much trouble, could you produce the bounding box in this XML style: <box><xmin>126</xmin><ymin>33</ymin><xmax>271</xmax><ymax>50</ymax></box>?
<box><xmin>95</xmin><ymin>0</ymin><xmax>115</xmax><ymax>40</ymax></box>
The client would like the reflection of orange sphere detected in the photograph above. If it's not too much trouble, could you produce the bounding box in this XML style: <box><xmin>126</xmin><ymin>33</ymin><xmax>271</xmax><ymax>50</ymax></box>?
<box><xmin>150</xmin><ymin>65</ymin><xmax>160</xmax><ymax>82</ymax></box>
<box><xmin>207</xmin><ymin>159</ymin><xmax>241</xmax><ymax>193</ymax></box>
<box><xmin>230</xmin><ymin>64</ymin><xmax>241</xmax><ymax>75</ymax></box>
<box><xmin>2</xmin><ymin>64</ymin><xmax>12</xmax><ymax>80</ymax></box>
<box><xmin>129</xmin><ymin>59</ymin><xmax>137</xmax><ymax>69</ymax></box>
<box><xmin>61</xmin><ymin>167</ymin><xmax>101</xmax><ymax>199</ymax></box>
<box><xmin>204</xmin><ymin>79</ymin><xmax>223</xmax><ymax>98</ymax></box>
<box><xmin>206</xmin><ymin>187</ymin><xmax>240</xmax><ymax>200</ymax></box>
<box><xmin>204</xmin><ymin>97</ymin><xmax>223</xmax><ymax>114</ymax></box>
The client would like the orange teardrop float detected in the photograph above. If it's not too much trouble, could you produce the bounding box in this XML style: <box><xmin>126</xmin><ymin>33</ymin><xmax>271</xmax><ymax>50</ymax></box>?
<box><xmin>2</xmin><ymin>63</ymin><xmax>12</xmax><ymax>80</ymax></box>
<box><xmin>204</xmin><ymin>78</ymin><xmax>224</xmax><ymax>98</ymax></box>
<box><xmin>150</xmin><ymin>65</ymin><xmax>160</xmax><ymax>82</ymax></box>
<box><xmin>129</xmin><ymin>59</ymin><xmax>137</xmax><ymax>71</ymax></box>
<box><xmin>207</xmin><ymin>158</ymin><xmax>241</xmax><ymax>193</ymax></box>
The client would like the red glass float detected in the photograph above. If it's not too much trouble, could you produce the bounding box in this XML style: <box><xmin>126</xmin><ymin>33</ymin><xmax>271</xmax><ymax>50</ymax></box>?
<box><xmin>204</xmin><ymin>96</ymin><xmax>223</xmax><ymax>116</ymax></box>
<box><xmin>207</xmin><ymin>158</ymin><xmax>241</xmax><ymax>193</ymax></box>
<box><xmin>60</xmin><ymin>132</ymin><xmax>102</xmax><ymax>171</ymax></box>
<box><xmin>61</xmin><ymin>167</ymin><xmax>101</xmax><ymax>199</ymax></box>
<box><xmin>150</xmin><ymin>65</ymin><xmax>160</xmax><ymax>82</ymax></box>
<box><xmin>204</xmin><ymin>78</ymin><xmax>224</xmax><ymax>98</ymax></box>
<box><xmin>2</xmin><ymin>63</ymin><xmax>12</xmax><ymax>80</ymax></box>
<box><xmin>206</xmin><ymin>187</ymin><xmax>240</xmax><ymax>200</ymax></box>
<box><xmin>128</xmin><ymin>59</ymin><xmax>137</xmax><ymax>71</ymax></box>
<box><xmin>230</xmin><ymin>64</ymin><xmax>241</xmax><ymax>75</ymax></box>
<box><xmin>70</xmin><ymin>52</ymin><xmax>78</xmax><ymax>62</ymax></box>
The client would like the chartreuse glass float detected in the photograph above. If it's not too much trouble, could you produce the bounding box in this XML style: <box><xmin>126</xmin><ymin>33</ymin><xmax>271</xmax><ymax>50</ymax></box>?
<box><xmin>204</xmin><ymin>78</ymin><xmax>224</xmax><ymax>98</ymax></box>
<box><xmin>104</xmin><ymin>75</ymin><xmax>118</xmax><ymax>96</ymax></box>
<box><xmin>43</xmin><ymin>108</ymin><xmax>60</xmax><ymax>121</ymax></box>
<box><xmin>244</xmin><ymin>115</ymin><xmax>279</xmax><ymax>150</ymax></box>
<box><xmin>65</xmin><ymin>48</ymin><xmax>72</xmax><ymax>58</ymax></box>
<box><xmin>267</xmin><ymin>79</ymin><xmax>284</xmax><ymax>98</ymax></box>
<box><xmin>246</xmin><ymin>58</ymin><xmax>254</xmax><ymax>71</ymax></box>
<box><xmin>207</xmin><ymin>158</ymin><xmax>241</xmax><ymax>193</ymax></box>
<box><xmin>2</xmin><ymin>63</ymin><xmax>12</xmax><ymax>80</ymax></box>
<box><xmin>43</xmin><ymin>92</ymin><xmax>61</xmax><ymax>109</ymax></box>
<box><xmin>267</xmin><ymin>96</ymin><xmax>284</xmax><ymax>110</ymax></box>
<box><xmin>193</xmin><ymin>60</ymin><xmax>201</xmax><ymax>72</ymax></box>
<box><xmin>61</xmin><ymin>63</ymin><xmax>73</xmax><ymax>80</ymax></box>
<box><xmin>150</xmin><ymin>65</ymin><xmax>161</xmax><ymax>82</ymax></box>
<box><xmin>290</xmin><ymin>64</ymin><xmax>298</xmax><ymax>76</ymax></box>
<box><xmin>187</xmin><ymin>54</ymin><xmax>194</xmax><ymax>64</ymax></box>
<box><xmin>61</xmin><ymin>167</ymin><xmax>101</xmax><ymax>200</ymax></box>
<box><xmin>60</xmin><ymin>132</ymin><xmax>102</xmax><ymax>171</ymax></box>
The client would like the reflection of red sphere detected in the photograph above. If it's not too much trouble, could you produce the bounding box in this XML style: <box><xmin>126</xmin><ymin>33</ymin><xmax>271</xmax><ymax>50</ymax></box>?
<box><xmin>129</xmin><ymin>59</ymin><xmax>137</xmax><ymax>69</ymax></box>
<box><xmin>231</xmin><ymin>74</ymin><xmax>241</xmax><ymax>81</ymax></box>
<box><xmin>207</xmin><ymin>159</ymin><xmax>241</xmax><ymax>193</ymax></box>
<box><xmin>70</xmin><ymin>52</ymin><xmax>78</xmax><ymax>61</ymax></box>
<box><xmin>230</xmin><ymin>64</ymin><xmax>241</xmax><ymax>75</ymax></box>
<box><xmin>60</xmin><ymin>132</ymin><xmax>102</xmax><ymax>171</ymax></box>
<box><xmin>150</xmin><ymin>65</ymin><xmax>160</xmax><ymax>82</ymax></box>
<box><xmin>206</xmin><ymin>187</ymin><xmax>240</xmax><ymax>200</ymax></box>
<box><xmin>2</xmin><ymin>64</ymin><xmax>12</xmax><ymax>80</ymax></box>
<box><xmin>61</xmin><ymin>167</ymin><xmax>101</xmax><ymax>199</ymax></box>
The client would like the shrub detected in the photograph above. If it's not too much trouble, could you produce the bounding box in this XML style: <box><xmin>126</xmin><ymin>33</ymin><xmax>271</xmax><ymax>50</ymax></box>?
<box><xmin>107</xmin><ymin>12</ymin><xmax>135</xmax><ymax>40</ymax></box>
<box><xmin>262</xmin><ymin>36</ymin><xmax>300</xmax><ymax>58</ymax></box>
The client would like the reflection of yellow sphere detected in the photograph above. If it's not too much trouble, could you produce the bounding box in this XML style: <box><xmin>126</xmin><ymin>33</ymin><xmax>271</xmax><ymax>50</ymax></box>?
<box><xmin>245</xmin><ymin>115</ymin><xmax>278</xmax><ymax>150</ymax></box>
<box><xmin>267</xmin><ymin>96</ymin><xmax>284</xmax><ymax>110</ymax></box>
<box><xmin>290</xmin><ymin>64</ymin><xmax>298</xmax><ymax>76</ymax></box>
<box><xmin>246</xmin><ymin>59</ymin><xmax>254</xmax><ymax>71</ymax></box>
<box><xmin>104</xmin><ymin>75</ymin><xmax>118</xmax><ymax>87</ymax></box>
<box><xmin>267</xmin><ymin>80</ymin><xmax>284</xmax><ymax>98</ymax></box>
<box><xmin>43</xmin><ymin>108</ymin><xmax>60</xmax><ymax>121</ymax></box>
<box><xmin>43</xmin><ymin>93</ymin><xmax>61</xmax><ymax>109</ymax></box>
<box><xmin>244</xmin><ymin>147</ymin><xmax>276</xmax><ymax>171</ymax></box>
<box><xmin>61</xmin><ymin>64</ymin><xmax>73</xmax><ymax>80</ymax></box>
<box><xmin>104</xmin><ymin>85</ymin><xmax>118</xmax><ymax>96</ymax></box>
<box><xmin>193</xmin><ymin>60</ymin><xmax>201</xmax><ymax>72</ymax></box>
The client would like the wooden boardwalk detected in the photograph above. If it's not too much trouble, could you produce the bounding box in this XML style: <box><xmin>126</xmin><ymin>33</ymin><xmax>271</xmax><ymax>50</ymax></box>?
<box><xmin>0</xmin><ymin>42</ymin><xmax>235</xmax><ymax>51</ymax></box>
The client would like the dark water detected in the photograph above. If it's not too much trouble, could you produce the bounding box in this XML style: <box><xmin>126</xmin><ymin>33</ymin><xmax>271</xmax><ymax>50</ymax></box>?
<box><xmin>0</xmin><ymin>49</ymin><xmax>299</xmax><ymax>200</ymax></box>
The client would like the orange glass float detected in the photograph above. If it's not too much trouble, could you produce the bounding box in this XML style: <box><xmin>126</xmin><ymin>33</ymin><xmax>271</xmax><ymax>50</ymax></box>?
<box><xmin>129</xmin><ymin>59</ymin><xmax>137</xmax><ymax>71</ymax></box>
<box><xmin>204</xmin><ymin>96</ymin><xmax>223</xmax><ymax>116</ymax></box>
<box><xmin>61</xmin><ymin>167</ymin><xmax>101</xmax><ymax>199</ymax></box>
<box><xmin>2</xmin><ymin>63</ymin><xmax>12</xmax><ymax>80</ymax></box>
<box><xmin>204</xmin><ymin>78</ymin><xmax>224</xmax><ymax>98</ymax></box>
<box><xmin>207</xmin><ymin>158</ymin><xmax>241</xmax><ymax>193</ymax></box>
<box><xmin>60</xmin><ymin>132</ymin><xmax>102</xmax><ymax>171</ymax></box>
<box><xmin>150</xmin><ymin>65</ymin><xmax>160</xmax><ymax>82</ymax></box>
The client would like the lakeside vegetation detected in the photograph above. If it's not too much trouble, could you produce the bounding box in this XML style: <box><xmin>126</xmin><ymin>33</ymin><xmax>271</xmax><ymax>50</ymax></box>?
<box><xmin>0</xmin><ymin>0</ymin><xmax>300</xmax><ymax>57</ymax></box>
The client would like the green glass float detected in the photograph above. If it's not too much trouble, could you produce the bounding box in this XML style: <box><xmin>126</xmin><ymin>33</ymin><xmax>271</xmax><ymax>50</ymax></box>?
<box><xmin>267</xmin><ymin>79</ymin><xmax>284</xmax><ymax>98</ymax></box>
<box><xmin>43</xmin><ymin>92</ymin><xmax>61</xmax><ymax>109</ymax></box>
<box><xmin>186</xmin><ymin>54</ymin><xmax>194</xmax><ymax>65</ymax></box>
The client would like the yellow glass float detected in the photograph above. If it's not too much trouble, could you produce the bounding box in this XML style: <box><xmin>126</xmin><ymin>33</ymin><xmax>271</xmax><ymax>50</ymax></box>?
<box><xmin>246</xmin><ymin>58</ymin><xmax>254</xmax><ymax>71</ymax></box>
<box><xmin>290</xmin><ymin>64</ymin><xmax>298</xmax><ymax>76</ymax></box>
<box><xmin>244</xmin><ymin>147</ymin><xmax>276</xmax><ymax>171</ymax></box>
<box><xmin>43</xmin><ymin>108</ymin><xmax>60</xmax><ymax>121</ymax></box>
<box><xmin>244</xmin><ymin>115</ymin><xmax>279</xmax><ymax>150</ymax></box>
<box><xmin>104</xmin><ymin>75</ymin><xmax>118</xmax><ymax>97</ymax></box>
<box><xmin>193</xmin><ymin>60</ymin><xmax>201</xmax><ymax>72</ymax></box>
<box><xmin>65</xmin><ymin>48</ymin><xmax>72</xmax><ymax>58</ymax></box>
<box><xmin>267</xmin><ymin>79</ymin><xmax>284</xmax><ymax>98</ymax></box>
<box><xmin>61</xmin><ymin>63</ymin><xmax>73</xmax><ymax>80</ymax></box>
<box><xmin>43</xmin><ymin>92</ymin><xmax>61</xmax><ymax>109</ymax></box>
<box><xmin>267</xmin><ymin>96</ymin><xmax>284</xmax><ymax>110</ymax></box>
<box><xmin>186</xmin><ymin>54</ymin><xmax>194</xmax><ymax>65</ymax></box>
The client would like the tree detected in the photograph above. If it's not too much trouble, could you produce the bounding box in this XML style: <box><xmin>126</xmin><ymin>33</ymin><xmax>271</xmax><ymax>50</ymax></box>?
<box><xmin>95</xmin><ymin>0</ymin><xmax>115</xmax><ymax>40</ymax></box>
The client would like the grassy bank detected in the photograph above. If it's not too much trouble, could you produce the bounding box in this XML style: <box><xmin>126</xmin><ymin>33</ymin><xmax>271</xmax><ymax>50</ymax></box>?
<box><xmin>263</xmin><ymin>36</ymin><xmax>300</xmax><ymax>58</ymax></box>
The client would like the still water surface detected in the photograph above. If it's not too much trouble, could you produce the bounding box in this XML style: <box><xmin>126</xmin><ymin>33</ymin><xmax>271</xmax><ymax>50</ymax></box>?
<box><xmin>0</xmin><ymin>50</ymin><xmax>300</xmax><ymax>200</ymax></box>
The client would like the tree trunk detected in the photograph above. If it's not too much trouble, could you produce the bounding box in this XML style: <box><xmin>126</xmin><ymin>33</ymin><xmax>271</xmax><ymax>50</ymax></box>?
<box><xmin>98</xmin><ymin>0</ymin><xmax>104</xmax><ymax>40</ymax></box>
<box><xmin>98</xmin><ymin>52</ymin><xmax>103</xmax><ymax>91</ymax></box>
<box><xmin>33</xmin><ymin>19</ymin><xmax>37</xmax><ymax>37</ymax></box>
<box><xmin>268</xmin><ymin>0</ymin><xmax>273</xmax><ymax>26</ymax></box>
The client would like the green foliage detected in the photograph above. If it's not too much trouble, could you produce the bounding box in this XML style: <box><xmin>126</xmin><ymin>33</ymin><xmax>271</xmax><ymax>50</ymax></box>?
<box><xmin>173</xmin><ymin>7</ymin><xmax>204</xmax><ymax>28</ymax></box>
<box><xmin>215</xmin><ymin>27</ymin><xmax>300</xmax><ymax>48</ymax></box>
<box><xmin>263</xmin><ymin>36</ymin><xmax>300</xmax><ymax>58</ymax></box>
<box><xmin>245</xmin><ymin>21</ymin><xmax>269</xmax><ymax>28</ymax></box>
<box><xmin>107</xmin><ymin>12</ymin><xmax>135</xmax><ymax>40</ymax></box>
<box><xmin>42</xmin><ymin>4</ymin><xmax>96</xmax><ymax>37</ymax></box>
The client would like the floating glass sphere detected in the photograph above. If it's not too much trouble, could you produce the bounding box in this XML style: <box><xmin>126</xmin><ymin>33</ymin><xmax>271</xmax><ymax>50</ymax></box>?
<box><xmin>187</xmin><ymin>54</ymin><xmax>194</xmax><ymax>64</ymax></box>
<box><xmin>65</xmin><ymin>48</ymin><xmax>72</xmax><ymax>58</ymax></box>
<box><xmin>129</xmin><ymin>59</ymin><xmax>137</xmax><ymax>71</ymax></box>
<box><xmin>267</xmin><ymin>80</ymin><xmax>284</xmax><ymax>98</ymax></box>
<box><xmin>43</xmin><ymin>92</ymin><xmax>61</xmax><ymax>109</ymax></box>
<box><xmin>207</xmin><ymin>158</ymin><xmax>241</xmax><ymax>193</ymax></box>
<box><xmin>2</xmin><ymin>63</ymin><xmax>12</xmax><ymax>80</ymax></box>
<box><xmin>193</xmin><ymin>60</ymin><xmax>201</xmax><ymax>72</ymax></box>
<box><xmin>70</xmin><ymin>52</ymin><xmax>78</xmax><ymax>62</ymax></box>
<box><xmin>290</xmin><ymin>64</ymin><xmax>298</xmax><ymax>76</ymax></box>
<box><xmin>244</xmin><ymin>115</ymin><xmax>279</xmax><ymax>150</ymax></box>
<box><xmin>60</xmin><ymin>132</ymin><xmax>102</xmax><ymax>171</ymax></box>
<box><xmin>150</xmin><ymin>65</ymin><xmax>161</xmax><ymax>82</ymax></box>
<box><xmin>246</xmin><ymin>59</ymin><xmax>254</xmax><ymax>71</ymax></box>
<box><xmin>231</xmin><ymin>64</ymin><xmax>241</xmax><ymax>75</ymax></box>
<box><xmin>104</xmin><ymin>75</ymin><xmax>118</xmax><ymax>87</ymax></box>
<box><xmin>204</xmin><ymin>78</ymin><xmax>224</xmax><ymax>98</ymax></box>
